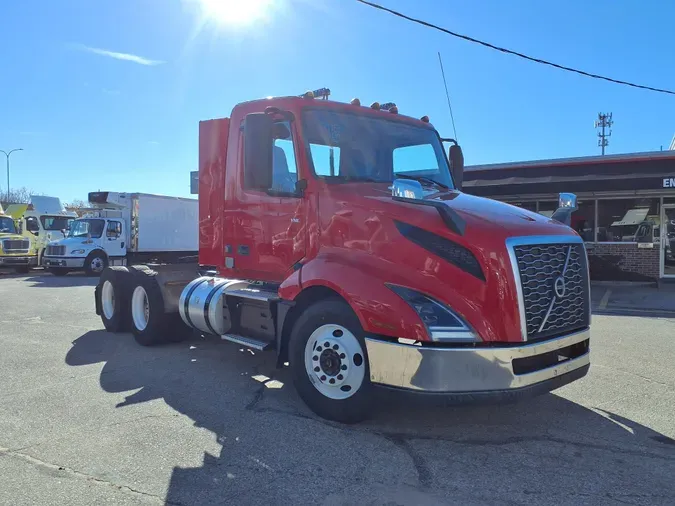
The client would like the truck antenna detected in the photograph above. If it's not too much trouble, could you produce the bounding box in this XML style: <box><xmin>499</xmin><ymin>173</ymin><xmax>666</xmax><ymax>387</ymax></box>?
<box><xmin>438</xmin><ymin>51</ymin><xmax>458</xmax><ymax>142</ymax></box>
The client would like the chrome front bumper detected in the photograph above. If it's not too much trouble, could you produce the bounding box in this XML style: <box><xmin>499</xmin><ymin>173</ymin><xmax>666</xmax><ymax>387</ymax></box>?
<box><xmin>365</xmin><ymin>328</ymin><xmax>590</xmax><ymax>395</ymax></box>
<box><xmin>0</xmin><ymin>256</ymin><xmax>38</xmax><ymax>267</ymax></box>
<box><xmin>43</xmin><ymin>256</ymin><xmax>86</xmax><ymax>268</ymax></box>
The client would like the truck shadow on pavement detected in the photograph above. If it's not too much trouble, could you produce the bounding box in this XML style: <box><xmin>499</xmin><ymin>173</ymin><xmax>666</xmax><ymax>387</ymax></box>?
<box><xmin>22</xmin><ymin>274</ymin><xmax>98</xmax><ymax>288</ymax></box>
<box><xmin>66</xmin><ymin>330</ymin><xmax>675</xmax><ymax>505</ymax></box>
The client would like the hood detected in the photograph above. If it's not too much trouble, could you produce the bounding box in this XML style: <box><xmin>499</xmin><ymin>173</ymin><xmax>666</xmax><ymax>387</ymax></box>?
<box><xmin>49</xmin><ymin>236</ymin><xmax>92</xmax><ymax>247</ymax></box>
<box><xmin>336</xmin><ymin>183</ymin><xmax>573</xmax><ymax>240</ymax></box>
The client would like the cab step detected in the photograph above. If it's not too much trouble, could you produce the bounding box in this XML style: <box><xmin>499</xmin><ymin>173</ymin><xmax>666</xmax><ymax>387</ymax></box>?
<box><xmin>221</xmin><ymin>333</ymin><xmax>274</xmax><ymax>351</ymax></box>
<box><xmin>226</xmin><ymin>287</ymin><xmax>279</xmax><ymax>302</ymax></box>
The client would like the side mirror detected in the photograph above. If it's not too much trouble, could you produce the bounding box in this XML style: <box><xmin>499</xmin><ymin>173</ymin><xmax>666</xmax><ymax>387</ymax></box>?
<box><xmin>449</xmin><ymin>143</ymin><xmax>464</xmax><ymax>191</ymax></box>
<box><xmin>551</xmin><ymin>192</ymin><xmax>578</xmax><ymax>227</ymax></box>
<box><xmin>558</xmin><ymin>192</ymin><xmax>578</xmax><ymax>211</ymax></box>
<box><xmin>244</xmin><ymin>113</ymin><xmax>274</xmax><ymax>190</ymax></box>
<box><xmin>391</xmin><ymin>179</ymin><xmax>425</xmax><ymax>200</ymax></box>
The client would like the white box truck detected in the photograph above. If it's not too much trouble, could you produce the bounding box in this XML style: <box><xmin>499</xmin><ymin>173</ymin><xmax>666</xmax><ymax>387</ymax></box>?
<box><xmin>43</xmin><ymin>192</ymin><xmax>198</xmax><ymax>276</ymax></box>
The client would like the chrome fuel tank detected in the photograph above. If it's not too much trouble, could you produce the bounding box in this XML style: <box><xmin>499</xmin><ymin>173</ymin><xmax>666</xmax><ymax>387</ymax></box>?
<box><xmin>179</xmin><ymin>276</ymin><xmax>248</xmax><ymax>335</ymax></box>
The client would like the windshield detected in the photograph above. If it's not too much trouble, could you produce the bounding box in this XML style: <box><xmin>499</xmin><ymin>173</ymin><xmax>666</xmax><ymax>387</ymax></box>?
<box><xmin>0</xmin><ymin>216</ymin><xmax>17</xmax><ymax>234</ymax></box>
<box><xmin>40</xmin><ymin>215</ymin><xmax>74</xmax><ymax>231</ymax></box>
<box><xmin>302</xmin><ymin>109</ymin><xmax>453</xmax><ymax>188</ymax></box>
<box><xmin>68</xmin><ymin>219</ymin><xmax>104</xmax><ymax>238</ymax></box>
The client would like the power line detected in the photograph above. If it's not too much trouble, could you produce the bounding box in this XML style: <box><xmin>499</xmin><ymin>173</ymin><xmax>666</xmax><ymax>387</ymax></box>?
<box><xmin>437</xmin><ymin>52</ymin><xmax>458</xmax><ymax>141</ymax></box>
<box><xmin>355</xmin><ymin>0</ymin><xmax>675</xmax><ymax>96</ymax></box>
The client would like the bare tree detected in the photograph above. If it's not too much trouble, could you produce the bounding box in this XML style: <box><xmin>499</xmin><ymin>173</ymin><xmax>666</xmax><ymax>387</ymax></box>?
<box><xmin>1</xmin><ymin>187</ymin><xmax>44</xmax><ymax>205</ymax></box>
<box><xmin>64</xmin><ymin>199</ymin><xmax>89</xmax><ymax>216</ymax></box>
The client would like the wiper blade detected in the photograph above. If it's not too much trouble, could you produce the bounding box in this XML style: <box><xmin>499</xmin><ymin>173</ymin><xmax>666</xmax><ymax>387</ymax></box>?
<box><xmin>394</xmin><ymin>174</ymin><xmax>449</xmax><ymax>189</ymax></box>
<box><xmin>325</xmin><ymin>175</ymin><xmax>383</xmax><ymax>183</ymax></box>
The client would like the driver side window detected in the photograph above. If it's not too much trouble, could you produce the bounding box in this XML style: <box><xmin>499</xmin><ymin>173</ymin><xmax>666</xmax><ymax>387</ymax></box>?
<box><xmin>26</xmin><ymin>216</ymin><xmax>40</xmax><ymax>234</ymax></box>
<box><xmin>271</xmin><ymin>122</ymin><xmax>298</xmax><ymax>193</ymax></box>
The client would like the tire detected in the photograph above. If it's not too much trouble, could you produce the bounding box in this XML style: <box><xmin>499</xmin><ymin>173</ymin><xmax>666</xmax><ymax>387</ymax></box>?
<box><xmin>96</xmin><ymin>267</ymin><xmax>131</xmax><ymax>333</ymax></box>
<box><xmin>288</xmin><ymin>298</ymin><xmax>373</xmax><ymax>424</ymax></box>
<box><xmin>128</xmin><ymin>269</ymin><xmax>189</xmax><ymax>346</ymax></box>
<box><xmin>49</xmin><ymin>268</ymin><xmax>70</xmax><ymax>277</ymax></box>
<box><xmin>84</xmin><ymin>251</ymin><xmax>108</xmax><ymax>277</ymax></box>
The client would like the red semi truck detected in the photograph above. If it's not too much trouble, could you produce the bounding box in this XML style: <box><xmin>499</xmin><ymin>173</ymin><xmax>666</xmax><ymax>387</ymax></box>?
<box><xmin>95</xmin><ymin>89</ymin><xmax>591</xmax><ymax>423</ymax></box>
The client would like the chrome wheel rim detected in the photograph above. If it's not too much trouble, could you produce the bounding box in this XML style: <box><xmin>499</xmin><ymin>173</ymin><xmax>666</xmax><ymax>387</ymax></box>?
<box><xmin>91</xmin><ymin>256</ymin><xmax>105</xmax><ymax>273</ymax></box>
<box><xmin>131</xmin><ymin>286</ymin><xmax>150</xmax><ymax>331</ymax></box>
<box><xmin>101</xmin><ymin>280</ymin><xmax>115</xmax><ymax>320</ymax></box>
<box><xmin>304</xmin><ymin>324</ymin><xmax>365</xmax><ymax>400</ymax></box>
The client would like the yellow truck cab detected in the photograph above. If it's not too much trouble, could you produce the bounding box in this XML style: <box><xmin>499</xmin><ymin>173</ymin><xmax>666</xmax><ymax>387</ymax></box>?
<box><xmin>7</xmin><ymin>196</ymin><xmax>77</xmax><ymax>265</ymax></box>
<box><xmin>0</xmin><ymin>203</ymin><xmax>37</xmax><ymax>273</ymax></box>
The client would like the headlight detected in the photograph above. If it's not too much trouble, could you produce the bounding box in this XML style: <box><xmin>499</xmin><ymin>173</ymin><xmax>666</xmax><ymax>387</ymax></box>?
<box><xmin>387</xmin><ymin>285</ymin><xmax>479</xmax><ymax>342</ymax></box>
<box><xmin>71</xmin><ymin>249</ymin><xmax>85</xmax><ymax>254</ymax></box>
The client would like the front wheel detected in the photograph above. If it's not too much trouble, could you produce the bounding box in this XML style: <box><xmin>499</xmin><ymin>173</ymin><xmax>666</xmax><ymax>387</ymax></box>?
<box><xmin>85</xmin><ymin>252</ymin><xmax>108</xmax><ymax>276</ymax></box>
<box><xmin>288</xmin><ymin>299</ymin><xmax>373</xmax><ymax>424</ymax></box>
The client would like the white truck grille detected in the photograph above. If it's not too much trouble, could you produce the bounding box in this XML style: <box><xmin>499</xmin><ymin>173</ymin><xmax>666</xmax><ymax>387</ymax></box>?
<box><xmin>46</xmin><ymin>245</ymin><xmax>66</xmax><ymax>256</ymax></box>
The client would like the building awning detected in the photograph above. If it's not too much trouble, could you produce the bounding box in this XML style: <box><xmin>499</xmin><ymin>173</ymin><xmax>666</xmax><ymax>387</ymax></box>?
<box><xmin>464</xmin><ymin>151</ymin><xmax>675</xmax><ymax>197</ymax></box>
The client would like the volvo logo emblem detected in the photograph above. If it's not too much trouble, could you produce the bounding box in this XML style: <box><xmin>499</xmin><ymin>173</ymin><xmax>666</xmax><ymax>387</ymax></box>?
<box><xmin>553</xmin><ymin>276</ymin><xmax>566</xmax><ymax>299</ymax></box>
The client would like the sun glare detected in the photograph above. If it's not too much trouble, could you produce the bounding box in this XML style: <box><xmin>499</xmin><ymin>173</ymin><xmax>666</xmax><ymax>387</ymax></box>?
<box><xmin>197</xmin><ymin>0</ymin><xmax>273</xmax><ymax>26</ymax></box>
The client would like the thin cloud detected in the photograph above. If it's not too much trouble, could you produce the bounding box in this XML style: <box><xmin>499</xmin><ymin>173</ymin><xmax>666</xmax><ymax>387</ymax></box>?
<box><xmin>75</xmin><ymin>44</ymin><xmax>164</xmax><ymax>66</ymax></box>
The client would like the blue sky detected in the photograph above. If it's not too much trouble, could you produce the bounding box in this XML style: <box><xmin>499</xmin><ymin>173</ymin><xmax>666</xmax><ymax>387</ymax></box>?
<box><xmin>1</xmin><ymin>0</ymin><xmax>674</xmax><ymax>203</ymax></box>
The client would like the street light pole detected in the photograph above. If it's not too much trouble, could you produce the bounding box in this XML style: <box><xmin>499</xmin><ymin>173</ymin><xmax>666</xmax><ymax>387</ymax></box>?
<box><xmin>0</xmin><ymin>148</ymin><xmax>23</xmax><ymax>202</ymax></box>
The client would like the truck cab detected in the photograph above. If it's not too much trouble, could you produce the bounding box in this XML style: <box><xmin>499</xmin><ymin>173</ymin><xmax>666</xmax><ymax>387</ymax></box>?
<box><xmin>96</xmin><ymin>89</ymin><xmax>591</xmax><ymax>423</ymax></box>
<box><xmin>0</xmin><ymin>204</ymin><xmax>37</xmax><ymax>273</ymax></box>
<box><xmin>7</xmin><ymin>196</ymin><xmax>77</xmax><ymax>265</ymax></box>
<box><xmin>43</xmin><ymin>210</ymin><xmax>126</xmax><ymax>276</ymax></box>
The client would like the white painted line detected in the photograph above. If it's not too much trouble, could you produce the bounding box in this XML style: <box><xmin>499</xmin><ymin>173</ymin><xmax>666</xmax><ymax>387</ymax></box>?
<box><xmin>599</xmin><ymin>289</ymin><xmax>612</xmax><ymax>310</ymax></box>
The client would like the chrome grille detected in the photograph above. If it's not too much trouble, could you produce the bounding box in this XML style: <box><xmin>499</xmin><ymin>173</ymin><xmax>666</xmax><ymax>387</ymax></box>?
<box><xmin>512</xmin><ymin>242</ymin><xmax>589</xmax><ymax>340</ymax></box>
<box><xmin>2</xmin><ymin>239</ymin><xmax>30</xmax><ymax>253</ymax></box>
<box><xmin>46</xmin><ymin>245</ymin><xmax>66</xmax><ymax>256</ymax></box>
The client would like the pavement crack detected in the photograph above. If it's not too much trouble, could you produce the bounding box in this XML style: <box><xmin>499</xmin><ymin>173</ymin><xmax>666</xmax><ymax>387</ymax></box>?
<box><xmin>245</xmin><ymin>384</ymin><xmax>267</xmax><ymax>410</ymax></box>
<box><xmin>0</xmin><ymin>447</ymin><xmax>185</xmax><ymax>505</ymax></box>
<box><xmin>366</xmin><ymin>431</ymin><xmax>675</xmax><ymax>462</ymax></box>
<box><xmin>383</xmin><ymin>435</ymin><xmax>433</xmax><ymax>488</ymax></box>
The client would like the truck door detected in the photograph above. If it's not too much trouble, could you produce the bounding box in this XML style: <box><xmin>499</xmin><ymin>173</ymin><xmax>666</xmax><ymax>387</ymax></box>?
<box><xmin>104</xmin><ymin>220</ymin><xmax>126</xmax><ymax>258</ymax></box>
<box><xmin>232</xmin><ymin>119</ymin><xmax>307</xmax><ymax>282</ymax></box>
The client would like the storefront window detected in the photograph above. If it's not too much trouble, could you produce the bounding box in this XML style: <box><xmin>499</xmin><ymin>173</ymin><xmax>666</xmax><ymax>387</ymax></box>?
<box><xmin>573</xmin><ymin>200</ymin><xmax>595</xmax><ymax>242</ymax></box>
<box><xmin>596</xmin><ymin>198</ymin><xmax>660</xmax><ymax>243</ymax></box>
<box><xmin>512</xmin><ymin>201</ymin><xmax>537</xmax><ymax>212</ymax></box>
<box><xmin>537</xmin><ymin>201</ymin><xmax>558</xmax><ymax>218</ymax></box>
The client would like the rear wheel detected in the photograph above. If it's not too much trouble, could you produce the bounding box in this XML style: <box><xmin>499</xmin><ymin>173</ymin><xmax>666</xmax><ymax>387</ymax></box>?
<box><xmin>129</xmin><ymin>269</ymin><xmax>189</xmax><ymax>346</ymax></box>
<box><xmin>96</xmin><ymin>267</ymin><xmax>131</xmax><ymax>332</ymax></box>
<box><xmin>289</xmin><ymin>299</ymin><xmax>373</xmax><ymax>423</ymax></box>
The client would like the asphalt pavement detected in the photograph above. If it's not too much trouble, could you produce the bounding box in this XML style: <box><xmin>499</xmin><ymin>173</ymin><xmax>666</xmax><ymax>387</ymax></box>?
<box><xmin>0</xmin><ymin>272</ymin><xmax>674</xmax><ymax>505</ymax></box>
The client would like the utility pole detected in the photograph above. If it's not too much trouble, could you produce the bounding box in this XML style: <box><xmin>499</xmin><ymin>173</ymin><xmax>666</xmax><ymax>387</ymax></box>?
<box><xmin>0</xmin><ymin>148</ymin><xmax>23</xmax><ymax>202</ymax></box>
<box><xmin>595</xmin><ymin>113</ymin><xmax>613</xmax><ymax>155</ymax></box>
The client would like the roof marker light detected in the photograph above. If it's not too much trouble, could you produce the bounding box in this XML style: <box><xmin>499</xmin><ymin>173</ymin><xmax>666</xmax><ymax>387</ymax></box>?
<box><xmin>421</xmin><ymin>115</ymin><xmax>430</xmax><ymax>123</ymax></box>
<box><xmin>350</xmin><ymin>98</ymin><xmax>361</xmax><ymax>106</ymax></box>
<box><xmin>389</xmin><ymin>105</ymin><xmax>399</xmax><ymax>114</ymax></box>
<box><xmin>370</xmin><ymin>102</ymin><xmax>380</xmax><ymax>110</ymax></box>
